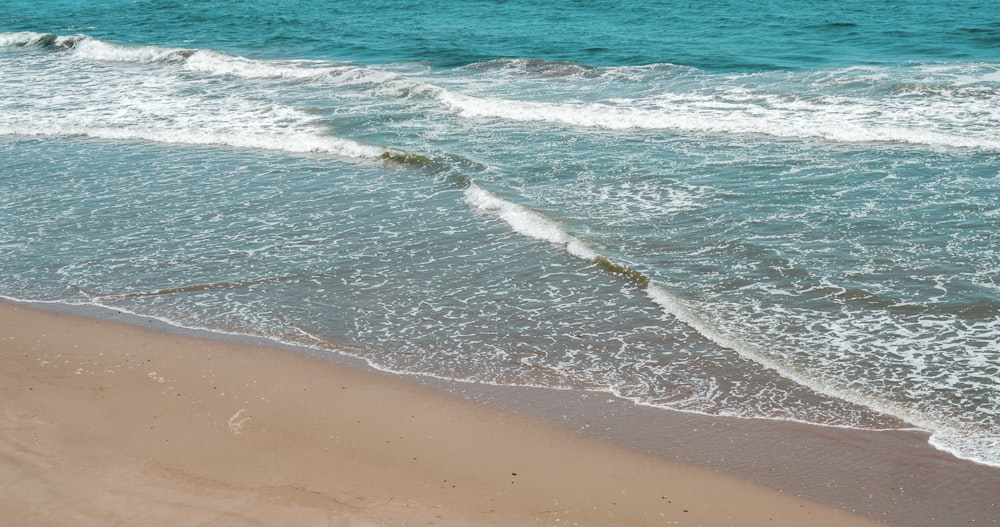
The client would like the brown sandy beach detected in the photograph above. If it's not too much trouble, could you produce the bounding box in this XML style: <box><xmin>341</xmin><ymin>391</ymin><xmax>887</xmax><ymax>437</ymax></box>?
<box><xmin>0</xmin><ymin>300</ymin><xmax>895</xmax><ymax>526</ymax></box>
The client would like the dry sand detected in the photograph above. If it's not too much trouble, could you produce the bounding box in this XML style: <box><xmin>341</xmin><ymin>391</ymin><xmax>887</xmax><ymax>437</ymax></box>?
<box><xmin>0</xmin><ymin>300</ymin><xmax>887</xmax><ymax>526</ymax></box>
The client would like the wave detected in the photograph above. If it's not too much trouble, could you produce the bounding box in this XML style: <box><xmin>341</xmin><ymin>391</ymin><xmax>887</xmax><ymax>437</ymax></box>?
<box><xmin>465</xmin><ymin>58</ymin><xmax>597</xmax><ymax>78</ymax></box>
<box><xmin>465</xmin><ymin>182</ymin><xmax>661</xmax><ymax>293</ymax></box>
<box><xmin>438</xmin><ymin>88</ymin><xmax>1000</xmax><ymax>151</ymax></box>
<box><xmin>10</xmin><ymin>33</ymin><xmax>996</xmax><ymax>152</ymax></box>
<box><xmin>0</xmin><ymin>31</ymin><xmax>86</xmax><ymax>49</ymax></box>
<box><xmin>0</xmin><ymin>32</ymin><xmax>435</xmax><ymax>97</ymax></box>
<box><xmin>463</xmin><ymin>57</ymin><xmax>688</xmax><ymax>83</ymax></box>
<box><xmin>0</xmin><ymin>32</ymin><xmax>444</xmax><ymax>166</ymax></box>
<box><xmin>464</xmin><ymin>180</ymin><xmax>1000</xmax><ymax>468</ymax></box>
<box><xmin>0</xmin><ymin>122</ymin><xmax>410</xmax><ymax>163</ymax></box>
<box><xmin>0</xmin><ymin>31</ymin><xmax>196</xmax><ymax>63</ymax></box>
<box><xmin>437</xmin><ymin>60</ymin><xmax>1000</xmax><ymax>151</ymax></box>
<box><xmin>464</xmin><ymin>183</ymin><xmax>599</xmax><ymax>261</ymax></box>
<box><xmin>463</xmin><ymin>183</ymin><xmax>839</xmax><ymax>398</ymax></box>
<box><xmin>464</xmin><ymin>184</ymin><xmax>827</xmax><ymax>398</ymax></box>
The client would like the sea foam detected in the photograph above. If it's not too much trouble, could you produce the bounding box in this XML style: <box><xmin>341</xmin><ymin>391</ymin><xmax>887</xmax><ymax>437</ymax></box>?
<box><xmin>437</xmin><ymin>67</ymin><xmax>1000</xmax><ymax>151</ymax></box>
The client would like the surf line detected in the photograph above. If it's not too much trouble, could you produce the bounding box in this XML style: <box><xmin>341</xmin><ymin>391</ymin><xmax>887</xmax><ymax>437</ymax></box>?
<box><xmin>462</xmin><ymin>180</ymin><xmax>955</xmax><ymax>442</ymax></box>
<box><xmin>462</xmin><ymin>179</ymin><xmax>834</xmax><ymax>387</ymax></box>
<box><xmin>463</xmin><ymin>181</ymin><xmax>651</xmax><ymax>289</ymax></box>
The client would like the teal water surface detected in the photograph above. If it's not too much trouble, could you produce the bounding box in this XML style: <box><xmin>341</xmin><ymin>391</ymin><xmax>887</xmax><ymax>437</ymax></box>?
<box><xmin>2</xmin><ymin>0</ymin><xmax>999</xmax><ymax>467</ymax></box>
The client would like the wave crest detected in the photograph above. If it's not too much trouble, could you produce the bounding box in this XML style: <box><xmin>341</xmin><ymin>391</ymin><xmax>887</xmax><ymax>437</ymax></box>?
<box><xmin>0</xmin><ymin>31</ymin><xmax>85</xmax><ymax>49</ymax></box>
<box><xmin>437</xmin><ymin>61</ymin><xmax>1000</xmax><ymax>151</ymax></box>
<box><xmin>0</xmin><ymin>32</ymin><xmax>436</xmax><ymax>96</ymax></box>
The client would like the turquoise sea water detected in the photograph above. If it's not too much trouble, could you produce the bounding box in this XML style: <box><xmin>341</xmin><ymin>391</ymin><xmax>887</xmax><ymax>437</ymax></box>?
<box><xmin>2</xmin><ymin>0</ymin><xmax>999</xmax><ymax>467</ymax></box>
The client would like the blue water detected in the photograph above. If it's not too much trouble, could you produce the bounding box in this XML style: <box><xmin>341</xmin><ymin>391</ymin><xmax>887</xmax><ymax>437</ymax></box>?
<box><xmin>2</xmin><ymin>0</ymin><xmax>999</xmax><ymax>467</ymax></box>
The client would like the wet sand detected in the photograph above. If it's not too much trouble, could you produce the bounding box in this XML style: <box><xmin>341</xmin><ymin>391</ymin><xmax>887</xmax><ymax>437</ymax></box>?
<box><xmin>0</xmin><ymin>300</ymin><xmax>894</xmax><ymax>526</ymax></box>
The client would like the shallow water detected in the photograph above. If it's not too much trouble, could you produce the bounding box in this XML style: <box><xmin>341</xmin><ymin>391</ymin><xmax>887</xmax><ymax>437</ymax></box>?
<box><xmin>2</xmin><ymin>0</ymin><xmax>999</xmax><ymax>466</ymax></box>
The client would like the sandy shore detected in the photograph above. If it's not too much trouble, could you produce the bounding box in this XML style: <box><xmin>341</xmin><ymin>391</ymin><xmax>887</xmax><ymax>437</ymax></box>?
<box><xmin>0</xmin><ymin>300</ymin><xmax>893</xmax><ymax>526</ymax></box>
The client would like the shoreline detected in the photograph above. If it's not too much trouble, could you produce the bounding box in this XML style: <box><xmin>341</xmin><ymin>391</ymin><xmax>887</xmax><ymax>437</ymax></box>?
<box><xmin>1</xmin><ymin>299</ymin><xmax>996</xmax><ymax>525</ymax></box>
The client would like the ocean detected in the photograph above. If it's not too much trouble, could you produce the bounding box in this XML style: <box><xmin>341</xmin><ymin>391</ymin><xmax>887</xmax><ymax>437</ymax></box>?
<box><xmin>2</xmin><ymin>0</ymin><xmax>999</xmax><ymax>468</ymax></box>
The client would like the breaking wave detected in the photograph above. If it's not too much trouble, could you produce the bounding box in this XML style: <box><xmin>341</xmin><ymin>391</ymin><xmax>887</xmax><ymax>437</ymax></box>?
<box><xmin>439</xmin><ymin>88</ymin><xmax>1000</xmax><ymax>151</ymax></box>
<box><xmin>464</xmin><ymin>180</ymin><xmax>1000</xmax><ymax>468</ymax></box>
<box><xmin>0</xmin><ymin>32</ymin><xmax>435</xmax><ymax>96</ymax></box>
<box><xmin>438</xmin><ymin>60</ymin><xmax>1000</xmax><ymax>151</ymax></box>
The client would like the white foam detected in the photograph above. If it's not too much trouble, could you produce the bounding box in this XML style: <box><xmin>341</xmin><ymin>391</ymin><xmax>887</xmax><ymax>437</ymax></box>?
<box><xmin>0</xmin><ymin>40</ymin><xmax>389</xmax><ymax>161</ymax></box>
<box><xmin>0</xmin><ymin>123</ymin><xmax>385</xmax><ymax>160</ymax></box>
<box><xmin>647</xmin><ymin>280</ymin><xmax>1000</xmax><ymax>467</ymax></box>
<box><xmin>459</xmin><ymin>183</ymin><xmax>973</xmax><ymax>447</ymax></box>
<box><xmin>464</xmin><ymin>183</ymin><xmax>598</xmax><ymax>260</ymax></box>
<box><xmin>0</xmin><ymin>32</ymin><xmax>84</xmax><ymax>50</ymax></box>
<box><xmin>69</xmin><ymin>37</ymin><xmax>189</xmax><ymax>63</ymax></box>
<box><xmin>463</xmin><ymin>181</ymin><xmax>946</xmax><ymax>442</ymax></box>
<box><xmin>7</xmin><ymin>30</ymin><xmax>999</xmax><ymax>467</ymax></box>
<box><xmin>182</xmin><ymin>50</ymin><xmax>336</xmax><ymax>79</ymax></box>
<box><xmin>437</xmin><ymin>73</ymin><xmax>1000</xmax><ymax>151</ymax></box>
<box><xmin>929</xmin><ymin>431</ymin><xmax>1000</xmax><ymax>469</ymax></box>
<box><xmin>179</xmin><ymin>48</ymin><xmax>433</xmax><ymax>95</ymax></box>
<box><xmin>0</xmin><ymin>32</ymin><xmax>435</xmax><ymax>99</ymax></box>
<box><xmin>0</xmin><ymin>31</ymin><xmax>49</xmax><ymax>47</ymax></box>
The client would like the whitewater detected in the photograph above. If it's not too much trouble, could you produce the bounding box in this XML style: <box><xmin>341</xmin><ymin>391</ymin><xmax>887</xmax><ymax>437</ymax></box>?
<box><xmin>2</xmin><ymin>0</ymin><xmax>999</xmax><ymax>470</ymax></box>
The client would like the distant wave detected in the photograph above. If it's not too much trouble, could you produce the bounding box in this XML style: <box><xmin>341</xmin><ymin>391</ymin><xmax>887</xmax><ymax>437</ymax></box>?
<box><xmin>11</xmin><ymin>32</ymin><xmax>995</xmax><ymax>152</ymax></box>
<box><xmin>0</xmin><ymin>31</ymin><xmax>440</xmax><ymax>165</ymax></box>
<box><xmin>464</xmin><ymin>57</ymin><xmax>686</xmax><ymax>81</ymax></box>
<box><xmin>0</xmin><ymin>31</ymin><xmax>86</xmax><ymax>49</ymax></box>
<box><xmin>439</xmin><ymin>90</ymin><xmax>1000</xmax><ymax>151</ymax></box>
<box><xmin>438</xmin><ymin>62</ymin><xmax>1000</xmax><ymax>151</ymax></box>
<box><xmin>466</xmin><ymin>58</ymin><xmax>598</xmax><ymax>78</ymax></box>
<box><xmin>0</xmin><ymin>32</ymin><xmax>435</xmax><ymax>97</ymax></box>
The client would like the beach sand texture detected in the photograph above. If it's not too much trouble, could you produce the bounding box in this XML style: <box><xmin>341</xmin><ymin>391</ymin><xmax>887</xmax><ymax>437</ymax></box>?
<box><xmin>0</xmin><ymin>301</ymin><xmax>888</xmax><ymax>526</ymax></box>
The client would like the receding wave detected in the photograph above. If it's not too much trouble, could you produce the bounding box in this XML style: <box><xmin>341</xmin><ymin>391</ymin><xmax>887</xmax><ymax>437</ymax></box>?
<box><xmin>0</xmin><ymin>122</ymin><xmax>404</xmax><ymax>163</ymax></box>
